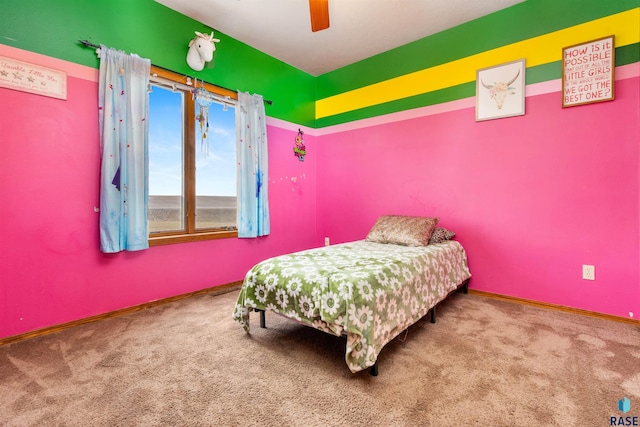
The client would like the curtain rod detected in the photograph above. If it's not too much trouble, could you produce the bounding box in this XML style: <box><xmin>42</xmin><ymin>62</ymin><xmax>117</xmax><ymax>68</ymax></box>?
<box><xmin>78</xmin><ymin>39</ymin><xmax>273</xmax><ymax>105</ymax></box>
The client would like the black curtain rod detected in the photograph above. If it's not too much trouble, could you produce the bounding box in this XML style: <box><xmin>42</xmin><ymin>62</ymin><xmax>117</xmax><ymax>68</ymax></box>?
<box><xmin>78</xmin><ymin>39</ymin><xmax>273</xmax><ymax>105</ymax></box>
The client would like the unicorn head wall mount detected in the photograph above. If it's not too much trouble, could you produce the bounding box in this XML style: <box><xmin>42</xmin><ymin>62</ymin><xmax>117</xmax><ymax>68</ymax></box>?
<box><xmin>186</xmin><ymin>31</ymin><xmax>220</xmax><ymax>71</ymax></box>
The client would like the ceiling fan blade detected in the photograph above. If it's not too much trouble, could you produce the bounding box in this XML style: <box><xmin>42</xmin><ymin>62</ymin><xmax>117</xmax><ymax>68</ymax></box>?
<box><xmin>309</xmin><ymin>0</ymin><xmax>330</xmax><ymax>32</ymax></box>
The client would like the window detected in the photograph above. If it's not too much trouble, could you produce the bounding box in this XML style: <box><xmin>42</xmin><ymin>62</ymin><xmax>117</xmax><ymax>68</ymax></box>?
<box><xmin>147</xmin><ymin>67</ymin><xmax>238</xmax><ymax>246</ymax></box>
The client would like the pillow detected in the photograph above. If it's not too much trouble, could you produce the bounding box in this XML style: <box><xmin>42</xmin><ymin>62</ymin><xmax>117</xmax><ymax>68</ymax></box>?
<box><xmin>365</xmin><ymin>215</ymin><xmax>439</xmax><ymax>246</ymax></box>
<box><xmin>428</xmin><ymin>227</ymin><xmax>456</xmax><ymax>244</ymax></box>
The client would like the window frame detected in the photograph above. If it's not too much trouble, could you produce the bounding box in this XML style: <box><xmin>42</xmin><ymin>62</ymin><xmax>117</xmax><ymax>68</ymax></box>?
<box><xmin>147</xmin><ymin>66</ymin><xmax>239</xmax><ymax>247</ymax></box>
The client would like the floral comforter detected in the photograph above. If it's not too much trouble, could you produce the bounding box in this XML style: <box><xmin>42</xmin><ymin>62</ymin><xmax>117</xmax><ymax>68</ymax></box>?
<box><xmin>232</xmin><ymin>240</ymin><xmax>471</xmax><ymax>373</ymax></box>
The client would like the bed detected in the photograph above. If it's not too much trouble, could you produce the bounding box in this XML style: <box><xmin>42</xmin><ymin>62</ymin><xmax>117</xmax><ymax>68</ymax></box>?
<box><xmin>232</xmin><ymin>216</ymin><xmax>471</xmax><ymax>375</ymax></box>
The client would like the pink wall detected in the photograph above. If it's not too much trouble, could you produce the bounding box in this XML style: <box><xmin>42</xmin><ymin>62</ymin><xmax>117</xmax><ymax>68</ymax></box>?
<box><xmin>1</xmin><ymin>45</ymin><xmax>638</xmax><ymax>340</ymax></box>
<box><xmin>316</xmin><ymin>74</ymin><xmax>640</xmax><ymax>319</ymax></box>
<box><xmin>0</xmin><ymin>49</ymin><xmax>317</xmax><ymax>340</ymax></box>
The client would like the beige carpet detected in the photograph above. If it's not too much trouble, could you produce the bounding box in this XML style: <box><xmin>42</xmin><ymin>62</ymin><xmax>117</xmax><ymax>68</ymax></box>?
<box><xmin>1</xmin><ymin>289</ymin><xmax>639</xmax><ymax>426</ymax></box>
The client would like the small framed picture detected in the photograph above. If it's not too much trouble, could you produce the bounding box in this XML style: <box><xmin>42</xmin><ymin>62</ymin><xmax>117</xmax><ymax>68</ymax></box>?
<box><xmin>476</xmin><ymin>59</ymin><xmax>526</xmax><ymax>121</ymax></box>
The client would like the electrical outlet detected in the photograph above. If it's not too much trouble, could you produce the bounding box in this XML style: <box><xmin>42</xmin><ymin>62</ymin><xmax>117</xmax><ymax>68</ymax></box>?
<box><xmin>630</xmin><ymin>312</ymin><xmax>634</xmax><ymax>318</ymax></box>
<box><xmin>582</xmin><ymin>265</ymin><xmax>595</xmax><ymax>281</ymax></box>
<box><xmin>324</xmin><ymin>237</ymin><xmax>330</xmax><ymax>246</ymax></box>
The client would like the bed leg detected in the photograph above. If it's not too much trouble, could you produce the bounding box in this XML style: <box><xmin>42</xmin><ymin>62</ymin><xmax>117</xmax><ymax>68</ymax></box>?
<box><xmin>257</xmin><ymin>309</ymin><xmax>266</xmax><ymax>328</ymax></box>
<box><xmin>430</xmin><ymin>306</ymin><xmax>436</xmax><ymax>323</ymax></box>
<box><xmin>462</xmin><ymin>280</ymin><xmax>469</xmax><ymax>294</ymax></box>
<box><xmin>370</xmin><ymin>361</ymin><xmax>378</xmax><ymax>377</ymax></box>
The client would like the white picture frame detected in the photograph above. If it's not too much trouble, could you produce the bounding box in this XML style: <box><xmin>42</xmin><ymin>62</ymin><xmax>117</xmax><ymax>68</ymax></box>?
<box><xmin>476</xmin><ymin>59</ymin><xmax>525</xmax><ymax>121</ymax></box>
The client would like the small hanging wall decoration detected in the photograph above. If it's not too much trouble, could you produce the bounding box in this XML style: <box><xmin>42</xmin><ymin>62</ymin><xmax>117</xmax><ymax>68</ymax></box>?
<box><xmin>193</xmin><ymin>80</ymin><xmax>213</xmax><ymax>157</ymax></box>
<box><xmin>294</xmin><ymin>129</ymin><xmax>306</xmax><ymax>161</ymax></box>
<box><xmin>196</xmin><ymin>103</ymin><xmax>209</xmax><ymax>156</ymax></box>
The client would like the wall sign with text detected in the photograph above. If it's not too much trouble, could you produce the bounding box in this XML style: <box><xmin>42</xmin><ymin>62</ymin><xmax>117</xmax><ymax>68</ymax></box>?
<box><xmin>562</xmin><ymin>35</ymin><xmax>614</xmax><ymax>108</ymax></box>
<box><xmin>0</xmin><ymin>56</ymin><xmax>67</xmax><ymax>100</ymax></box>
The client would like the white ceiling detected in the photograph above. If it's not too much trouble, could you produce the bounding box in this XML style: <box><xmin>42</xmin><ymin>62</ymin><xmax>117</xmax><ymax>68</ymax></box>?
<box><xmin>155</xmin><ymin>0</ymin><xmax>524</xmax><ymax>76</ymax></box>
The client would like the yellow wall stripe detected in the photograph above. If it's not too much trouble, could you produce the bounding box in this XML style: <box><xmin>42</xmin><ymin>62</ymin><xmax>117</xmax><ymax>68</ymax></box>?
<box><xmin>316</xmin><ymin>8</ymin><xmax>640</xmax><ymax>119</ymax></box>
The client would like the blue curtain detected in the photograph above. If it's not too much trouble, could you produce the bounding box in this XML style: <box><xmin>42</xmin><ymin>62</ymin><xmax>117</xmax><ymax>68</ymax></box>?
<box><xmin>98</xmin><ymin>46</ymin><xmax>151</xmax><ymax>253</ymax></box>
<box><xmin>236</xmin><ymin>91</ymin><xmax>270</xmax><ymax>238</ymax></box>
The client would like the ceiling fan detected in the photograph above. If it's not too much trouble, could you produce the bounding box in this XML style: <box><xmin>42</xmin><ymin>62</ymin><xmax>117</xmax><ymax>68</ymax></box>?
<box><xmin>309</xmin><ymin>0</ymin><xmax>330</xmax><ymax>32</ymax></box>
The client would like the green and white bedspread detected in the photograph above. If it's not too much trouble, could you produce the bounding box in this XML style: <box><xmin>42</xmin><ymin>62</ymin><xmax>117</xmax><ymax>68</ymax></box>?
<box><xmin>232</xmin><ymin>240</ymin><xmax>471</xmax><ymax>373</ymax></box>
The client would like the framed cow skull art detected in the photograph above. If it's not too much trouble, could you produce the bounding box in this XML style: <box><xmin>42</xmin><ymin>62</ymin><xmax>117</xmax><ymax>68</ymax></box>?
<box><xmin>476</xmin><ymin>59</ymin><xmax>526</xmax><ymax>121</ymax></box>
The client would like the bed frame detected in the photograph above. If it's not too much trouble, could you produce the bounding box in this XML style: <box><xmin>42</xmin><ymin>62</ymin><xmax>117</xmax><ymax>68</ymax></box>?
<box><xmin>255</xmin><ymin>278</ymin><xmax>470</xmax><ymax>376</ymax></box>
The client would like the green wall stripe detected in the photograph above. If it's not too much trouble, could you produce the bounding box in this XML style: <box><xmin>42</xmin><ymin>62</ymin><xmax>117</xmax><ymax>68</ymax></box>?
<box><xmin>315</xmin><ymin>83</ymin><xmax>475</xmax><ymax>128</ymax></box>
<box><xmin>616</xmin><ymin>42</ymin><xmax>640</xmax><ymax>66</ymax></box>
<box><xmin>0</xmin><ymin>0</ymin><xmax>316</xmax><ymax>127</ymax></box>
